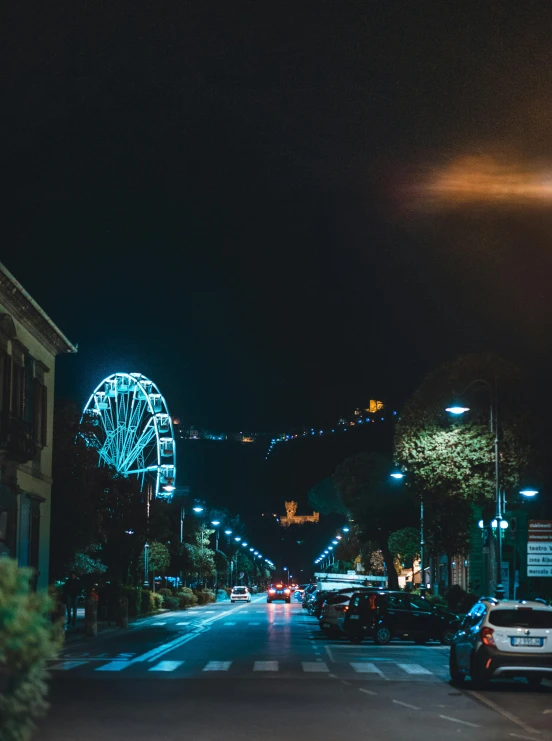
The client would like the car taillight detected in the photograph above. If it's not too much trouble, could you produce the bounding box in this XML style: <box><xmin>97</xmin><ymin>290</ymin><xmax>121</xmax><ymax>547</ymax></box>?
<box><xmin>269</xmin><ymin>589</ymin><xmax>275</xmax><ymax>594</ymax></box>
<box><xmin>335</xmin><ymin>605</ymin><xmax>348</xmax><ymax>612</ymax></box>
<box><xmin>284</xmin><ymin>589</ymin><xmax>290</xmax><ymax>594</ymax></box>
<box><xmin>480</xmin><ymin>627</ymin><xmax>495</xmax><ymax>647</ymax></box>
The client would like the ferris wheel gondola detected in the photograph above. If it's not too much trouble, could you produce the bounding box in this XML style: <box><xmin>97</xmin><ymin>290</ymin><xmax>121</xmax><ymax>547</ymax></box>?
<box><xmin>82</xmin><ymin>372</ymin><xmax>176</xmax><ymax>498</ymax></box>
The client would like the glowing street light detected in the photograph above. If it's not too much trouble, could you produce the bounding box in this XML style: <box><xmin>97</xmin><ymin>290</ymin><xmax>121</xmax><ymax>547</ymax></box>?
<box><xmin>390</xmin><ymin>472</ymin><xmax>404</xmax><ymax>480</ymax></box>
<box><xmin>520</xmin><ymin>488</ymin><xmax>538</xmax><ymax>497</ymax></box>
<box><xmin>342</xmin><ymin>526</ymin><xmax>350</xmax><ymax>533</ymax></box>
<box><xmin>193</xmin><ymin>506</ymin><xmax>204</xmax><ymax>513</ymax></box>
<box><xmin>445</xmin><ymin>406</ymin><xmax>470</xmax><ymax>415</ymax></box>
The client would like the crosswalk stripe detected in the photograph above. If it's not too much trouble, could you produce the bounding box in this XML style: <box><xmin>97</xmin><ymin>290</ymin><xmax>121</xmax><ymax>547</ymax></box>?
<box><xmin>96</xmin><ymin>661</ymin><xmax>130</xmax><ymax>672</ymax></box>
<box><xmin>148</xmin><ymin>661</ymin><xmax>184</xmax><ymax>672</ymax></box>
<box><xmin>223</xmin><ymin>622</ymin><xmax>236</xmax><ymax>626</ymax></box>
<box><xmin>351</xmin><ymin>662</ymin><xmax>383</xmax><ymax>675</ymax></box>
<box><xmin>176</xmin><ymin>622</ymin><xmax>190</xmax><ymax>626</ymax></box>
<box><xmin>204</xmin><ymin>661</ymin><xmax>232</xmax><ymax>671</ymax></box>
<box><xmin>254</xmin><ymin>661</ymin><xmax>278</xmax><ymax>672</ymax></box>
<box><xmin>248</xmin><ymin>622</ymin><xmax>260</xmax><ymax>625</ymax></box>
<box><xmin>302</xmin><ymin>661</ymin><xmax>329</xmax><ymax>673</ymax></box>
<box><xmin>397</xmin><ymin>663</ymin><xmax>433</xmax><ymax>675</ymax></box>
<box><xmin>51</xmin><ymin>660</ymin><xmax>88</xmax><ymax>671</ymax></box>
<box><xmin>152</xmin><ymin>622</ymin><xmax>167</xmax><ymax>626</ymax></box>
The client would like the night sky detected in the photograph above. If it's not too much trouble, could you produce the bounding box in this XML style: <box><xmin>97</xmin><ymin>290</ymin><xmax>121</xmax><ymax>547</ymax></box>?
<box><xmin>4</xmin><ymin>4</ymin><xmax>552</xmax><ymax>558</ymax></box>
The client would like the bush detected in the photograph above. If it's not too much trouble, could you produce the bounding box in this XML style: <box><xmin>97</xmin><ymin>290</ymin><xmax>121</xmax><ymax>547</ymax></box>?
<box><xmin>152</xmin><ymin>593</ymin><xmax>163</xmax><ymax>610</ymax></box>
<box><xmin>177</xmin><ymin>590</ymin><xmax>198</xmax><ymax>609</ymax></box>
<box><xmin>118</xmin><ymin>585</ymin><xmax>142</xmax><ymax>618</ymax></box>
<box><xmin>163</xmin><ymin>595</ymin><xmax>179</xmax><ymax>610</ymax></box>
<box><xmin>0</xmin><ymin>559</ymin><xmax>64</xmax><ymax>741</ymax></box>
<box><xmin>141</xmin><ymin>589</ymin><xmax>155</xmax><ymax>615</ymax></box>
<box><xmin>158</xmin><ymin>588</ymin><xmax>174</xmax><ymax>598</ymax></box>
<box><xmin>216</xmin><ymin>589</ymin><xmax>229</xmax><ymax>601</ymax></box>
<box><xmin>194</xmin><ymin>590</ymin><xmax>216</xmax><ymax>605</ymax></box>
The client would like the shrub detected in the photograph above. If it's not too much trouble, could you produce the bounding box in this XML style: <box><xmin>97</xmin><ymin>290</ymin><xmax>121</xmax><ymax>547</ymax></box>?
<box><xmin>177</xmin><ymin>591</ymin><xmax>198</xmax><ymax>609</ymax></box>
<box><xmin>0</xmin><ymin>559</ymin><xmax>64</xmax><ymax>741</ymax></box>
<box><xmin>141</xmin><ymin>589</ymin><xmax>155</xmax><ymax>614</ymax></box>
<box><xmin>194</xmin><ymin>590</ymin><xmax>216</xmax><ymax>605</ymax></box>
<box><xmin>119</xmin><ymin>585</ymin><xmax>142</xmax><ymax>618</ymax></box>
<box><xmin>158</xmin><ymin>588</ymin><xmax>174</xmax><ymax>598</ymax></box>
<box><xmin>152</xmin><ymin>593</ymin><xmax>163</xmax><ymax>610</ymax></box>
<box><xmin>163</xmin><ymin>595</ymin><xmax>179</xmax><ymax>610</ymax></box>
<box><xmin>216</xmin><ymin>589</ymin><xmax>229</xmax><ymax>601</ymax></box>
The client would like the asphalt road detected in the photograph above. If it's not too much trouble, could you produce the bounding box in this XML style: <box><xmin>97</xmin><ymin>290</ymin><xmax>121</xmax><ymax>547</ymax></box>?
<box><xmin>35</xmin><ymin>595</ymin><xmax>552</xmax><ymax>741</ymax></box>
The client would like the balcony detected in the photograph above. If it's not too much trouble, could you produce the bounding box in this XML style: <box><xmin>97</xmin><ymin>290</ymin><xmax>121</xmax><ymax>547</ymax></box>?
<box><xmin>0</xmin><ymin>413</ymin><xmax>38</xmax><ymax>463</ymax></box>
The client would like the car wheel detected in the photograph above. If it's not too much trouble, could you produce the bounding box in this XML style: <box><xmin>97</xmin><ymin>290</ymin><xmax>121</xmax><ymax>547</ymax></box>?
<box><xmin>449</xmin><ymin>647</ymin><xmax>465</xmax><ymax>685</ymax></box>
<box><xmin>527</xmin><ymin>675</ymin><xmax>543</xmax><ymax>689</ymax></box>
<box><xmin>470</xmin><ymin>654</ymin><xmax>489</xmax><ymax>690</ymax></box>
<box><xmin>349</xmin><ymin>635</ymin><xmax>363</xmax><ymax>644</ymax></box>
<box><xmin>441</xmin><ymin>628</ymin><xmax>456</xmax><ymax>646</ymax></box>
<box><xmin>267</xmin><ymin>600</ymin><xmax>272</xmax><ymax>604</ymax></box>
<box><xmin>374</xmin><ymin>626</ymin><xmax>392</xmax><ymax>645</ymax></box>
<box><xmin>286</xmin><ymin>599</ymin><xmax>290</xmax><ymax>604</ymax></box>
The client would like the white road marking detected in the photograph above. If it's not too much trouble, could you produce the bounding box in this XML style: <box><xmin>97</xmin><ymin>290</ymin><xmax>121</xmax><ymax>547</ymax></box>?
<box><xmin>248</xmin><ymin>622</ymin><xmax>260</xmax><ymax>626</ymax></box>
<box><xmin>223</xmin><ymin>622</ymin><xmax>236</xmax><ymax>626</ymax></box>
<box><xmin>302</xmin><ymin>661</ymin><xmax>329</xmax><ymax>673</ymax></box>
<box><xmin>148</xmin><ymin>661</ymin><xmax>184</xmax><ymax>672</ymax></box>
<box><xmin>509</xmin><ymin>734</ymin><xmax>542</xmax><ymax>741</ymax></box>
<box><xmin>393</xmin><ymin>700</ymin><xmax>420</xmax><ymax>710</ymax></box>
<box><xmin>51</xmin><ymin>660</ymin><xmax>88</xmax><ymax>671</ymax></box>
<box><xmin>397</xmin><ymin>663</ymin><xmax>433</xmax><ymax>675</ymax></box>
<box><xmin>439</xmin><ymin>715</ymin><xmax>479</xmax><ymax>728</ymax></box>
<box><xmin>351</xmin><ymin>662</ymin><xmax>383</xmax><ymax>675</ymax></box>
<box><xmin>96</xmin><ymin>661</ymin><xmax>129</xmax><ymax>672</ymax></box>
<box><xmin>152</xmin><ymin>622</ymin><xmax>167</xmax><ymax>626</ymax></box>
<box><xmin>254</xmin><ymin>661</ymin><xmax>278</xmax><ymax>672</ymax></box>
<box><xmin>204</xmin><ymin>661</ymin><xmax>232</xmax><ymax>671</ymax></box>
<box><xmin>469</xmin><ymin>691</ymin><xmax>540</xmax><ymax>736</ymax></box>
<box><xmin>176</xmin><ymin>622</ymin><xmax>190</xmax><ymax>626</ymax></box>
<box><xmin>359</xmin><ymin>688</ymin><xmax>377</xmax><ymax>696</ymax></box>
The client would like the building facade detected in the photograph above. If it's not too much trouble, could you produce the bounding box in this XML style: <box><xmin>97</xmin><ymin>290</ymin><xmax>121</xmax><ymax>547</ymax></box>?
<box><xmin>0</xmin><ymin>263</ymin><xmax>76</xmax><ymax>589</ymax></box>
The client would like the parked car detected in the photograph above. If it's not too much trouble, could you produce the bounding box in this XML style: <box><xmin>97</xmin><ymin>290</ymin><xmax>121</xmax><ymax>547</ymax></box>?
<box><xmin>230</xmin><ymin>586</ymin><xmax>251</xmax><ymax>603</ymax></box>
<box><xmin>302</xmin><ymin>584</ymin><xmax>317</xmax><ymax>609</ymax></box>
<box><xmin>308</xmin><ymin>590</ymin><xmax>328</xmax><ymax>618</ymax></box>
<box><xmin>450</xmin><ymin>598</ymin><xmax>552</xmax><ymax>689</ymax></box>
<box><xmin>338</xmin><ymin>590</ymin><xmax>460</xmax><ymax>645</ymax></box>
<box><xmin>319</xmin><ymin>589</ymin><xmax>372</xmax><ymax>637</ymax></box>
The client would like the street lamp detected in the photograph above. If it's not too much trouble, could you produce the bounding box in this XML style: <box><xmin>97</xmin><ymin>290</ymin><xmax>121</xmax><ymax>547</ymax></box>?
<box><xmin>342</xmin><ymin>526</ymin><xmax>350</xmax><ymax>533</ymax></box>
<box><xmin>520</xmin><ymin>488</ymin><xmax>538</xmax><ymax>498</ymax></box>
<box><xmin>193</xmin><ymin>506</ymin><xmax>204</xmax><ymax>513</ymax></box>
<box><xmin>447</xmin><ymin>379</ymin><xmax>504</xmax><ymax>598</ymax></box>
<box><xmin>390</xmin><ymin>471</ymin><xmax>425</xmax><ymax>594</ymax></box>
<box><xmin>211</xmin><ymin>521</ymin><xmax>221</xmax><ymax>550</ymax></box>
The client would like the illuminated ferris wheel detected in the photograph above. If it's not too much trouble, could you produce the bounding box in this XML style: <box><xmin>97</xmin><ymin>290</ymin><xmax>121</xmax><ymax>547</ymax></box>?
<box><xmin>82</xmin><ymin>372</ymin><xmax>176</xmax><ymax>498</ymax></box>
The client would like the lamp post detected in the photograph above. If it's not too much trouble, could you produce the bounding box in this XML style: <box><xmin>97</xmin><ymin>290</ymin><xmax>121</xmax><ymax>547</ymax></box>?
<box><xmin>446</xmin><ymin>378</ymin><xmax>504</xmax><ymax>598</ymax></box>
<box><xmin>211</xmin><ymin>521</ymin><xmax>221</xmax><ymax>551</ymax></box>
<box><xmin>390</xmin><ymin>472</ymin><xmax>426</xmax><ymax>594</ymax></box>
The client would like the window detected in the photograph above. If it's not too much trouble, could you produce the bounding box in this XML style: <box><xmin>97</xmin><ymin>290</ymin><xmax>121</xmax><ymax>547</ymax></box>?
<box><xmin>489</xmin><ymin>609</ymin><xmax>552</xmax><ymax>629</ymax></box>
<box><xmin>409</xmin><ymin>596</ymin><xmax>431</xmax><ymax>612</ymax></box>
<box><xmin>388</xmin><ymin>594</ymin><xmax>409</xmax><ymax>610</ymax></box>
<box><xmin>33</xmin><ymin>380</ymin><xmax>47</xmax><ymax>446</ymax></box>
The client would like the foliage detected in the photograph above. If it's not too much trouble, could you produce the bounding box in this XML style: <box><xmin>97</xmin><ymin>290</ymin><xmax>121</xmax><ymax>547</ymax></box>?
<box><xmin>445</xmin><ymin>584</ymin><xmax>478</xmax><ymax>614</ymax></box>
<box><xmin>177</xmin><ymin>588</ymin><xmax>198</xmax><ymax>609</ymax></box>
<box><xmin>395</xmin><ymin>353</ymin><xmax>533</xmax><ymax>504</ymax></box>
<box><xmin>152</xmin><ymin>593</ymin><xmax>163</xmax><ymax>610</ymax></box>
<box><xmin>162</xmin><ymin>595</ymin><xmax>179</xmax><ymax>610</ymax></box>
<box><xmin>308</xmin><ymin>477</ymin><xmax>349</xmax><ymax>516</ymax></box>
<box><xmin>333</xmin><ymin>452</ymin><xmax>415</xmax><ymax>588</ymax></box>
<box><xmin>194</xmin><ymin>590</ymin><xmax>216</xmax><ymax>605</ymax></box>
<box><xmin>139</xmin><ymin>541</ymin><xmax>171</xmax><ymax>576</ymax></box>
<box><xmin>67</xmin><ymin>544</ymin><xmax>107</xmax><ymax>577</ymax></box>
<box><xmin>158</xmin><ymin>588</ymin><xmax>174</xmax><ymax>597</ymax></box>
<box><xmin>0</xmin><ymin>559</ymin><xmax>63</xmax><ymax>741</ymax></box>
<box><xmin>117</xmin><ymin>586</ymin><xmax>142</xmax><ymax>618</ymax></box>
<box><xmin>141</xmin><ymin>589</ymin><xmax>155</xmax><ymax>614</ymax></box>
<box><xmin>388</xmin><ymin>528</ymin><xmax>420</xmax><ymax>566</ymax></box>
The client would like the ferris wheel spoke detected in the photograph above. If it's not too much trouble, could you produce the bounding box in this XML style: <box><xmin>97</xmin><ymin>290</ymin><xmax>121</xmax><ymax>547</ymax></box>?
<box><xmin>119</xmin><ymin>423</ymin><xmax>157</xmax><ymax>473</ymax></box>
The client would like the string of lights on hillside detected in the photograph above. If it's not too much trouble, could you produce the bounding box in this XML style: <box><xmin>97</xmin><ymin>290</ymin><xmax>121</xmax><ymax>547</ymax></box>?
<box><xmin>173</xmin><ymin>401</ymin><xmax>397</xmax><ymax>460</ymax></box>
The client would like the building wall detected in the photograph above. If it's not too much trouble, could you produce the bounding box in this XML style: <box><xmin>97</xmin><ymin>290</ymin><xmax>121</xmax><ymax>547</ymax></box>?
<box><xmin>0</xmin><ymin>264</ymin><xmax>75</xmax><ymax>590</ymax></box>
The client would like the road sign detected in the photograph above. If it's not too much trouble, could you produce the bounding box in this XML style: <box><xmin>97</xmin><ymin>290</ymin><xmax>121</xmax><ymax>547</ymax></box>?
<box><xmin>528</xmin><ymin>566</ymin><xmax>552</xmax><ymax>577</ymax></box>
<box><xmin>528</xmin><ymin>522</ymin><xmax>552</xmax><ymax>576</ymax></box>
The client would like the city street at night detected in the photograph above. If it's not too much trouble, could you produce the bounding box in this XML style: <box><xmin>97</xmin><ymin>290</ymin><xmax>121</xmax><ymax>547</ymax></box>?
<box><xmin>36</xmin><ymin>599</ymin><xmax>552</xmax><ymax>741</ymax></box>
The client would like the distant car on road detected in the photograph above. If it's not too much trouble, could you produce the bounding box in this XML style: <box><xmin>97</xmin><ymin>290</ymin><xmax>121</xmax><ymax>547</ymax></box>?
<box><xmin>338</xmin><ymin>590</ymin><xmax>460</xmax><ymax>645</ymax></box>
<box><xmin>230</xmin><ymin>586</ymin><xmax>252</xmax><ymax>603</ymax></box>
<box><xmin>267</xmin><ymin>583</ymin><xmax>291</xmax><ymax>603</ymax></box>
<box><xmin>450</xmin><ymin>598</ymin><xmax>552</xmax><ymax>689</ymax></box>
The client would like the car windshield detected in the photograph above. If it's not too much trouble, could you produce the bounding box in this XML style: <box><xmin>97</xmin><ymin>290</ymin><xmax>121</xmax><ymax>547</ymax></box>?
<box><xmin>489</xmin><ymin>609</ymin><xmax>552</xmax><ymax>629</ymax></box>
<box><xmin>233</xmin><ymin>588</ymin><xmax>247</xmax><ymax>594</ymax></box>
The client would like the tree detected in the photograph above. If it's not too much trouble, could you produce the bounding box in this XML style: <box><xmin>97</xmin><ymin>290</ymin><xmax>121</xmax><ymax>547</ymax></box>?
<box><xmin>388</xmin><ymin>527</ymin><xmax>420</xmax><ymax>578</ymax></box>
<box><xmin>394</xmin><ymin>353</ymin><xmax>535</xmax><ymax>585</ymax></box>
<box><xmin>308</xmin><ymin>477</ymin><xmax>349</xmax><ymax>516</ymax></box>
<box><xmin>332</xmin><ymin>452</ymin><xmax>415</xmax><ymax>589</ymax></box>
<box><xmin>394</xmin><ymin>353</ymin><xmax>533</xmax><ymax>504</ymax></box>
<box><xmin>139</xmin><ymin>541</ymin><xmax>171</xmax><ymax>589</ymax></box>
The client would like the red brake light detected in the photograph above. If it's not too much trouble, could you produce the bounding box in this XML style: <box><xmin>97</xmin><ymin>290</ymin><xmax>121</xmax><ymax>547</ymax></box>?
<box><xmin>269</xmin><ymin>589</ymin><xmax>275</xmax><ymax>594</ymax></box>
<box><xmin>480</xmin><ymin>627</ymin><xmax>495</xmax><ymax>647</ymax></box>
<box><xmin>335</xmin><ymin>605</ymin><xmax>348</xmax><ymax>612</ymax></box>
<box><xmin>284</xmin><ymin>589</ymin><xmax>290</xmax><ymax>594</ymax></box>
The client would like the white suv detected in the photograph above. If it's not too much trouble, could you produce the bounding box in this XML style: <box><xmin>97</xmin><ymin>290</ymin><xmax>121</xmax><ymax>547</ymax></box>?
<box><xmin>230</xmin><ymin>586</ymin><xmax>251</xmax><ymax>603</ymax></box>
<box><xmin>450</xmin><ymin>597</ymin><xmax>552</xmax><ymax>688</ymax></box>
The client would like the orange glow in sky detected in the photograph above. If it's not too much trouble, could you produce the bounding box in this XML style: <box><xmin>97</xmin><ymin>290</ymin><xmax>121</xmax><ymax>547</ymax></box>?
<box><xmin>410</xmin><ymin>156</ymin><xmax>552</xmax><ymax>208</ymax></box>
